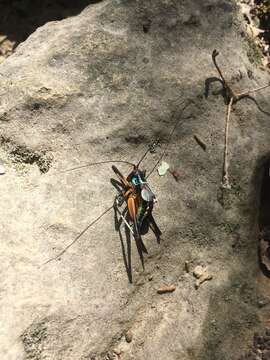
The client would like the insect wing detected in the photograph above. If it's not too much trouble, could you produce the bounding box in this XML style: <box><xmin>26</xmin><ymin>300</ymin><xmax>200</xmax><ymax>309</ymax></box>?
<box><xmin>141</xmin><ymin>184</ymin><xmax>155</xmax><ymax>202</ymax></box>
<box><xmin>127</xmin><ymin>196</ymin><xmax>137</xmax><ymax>220</ymax></box>
<box><xmin>132</xmin><ymin>214</ymin><xmax>148</xmax><ymax>256</ymax></box>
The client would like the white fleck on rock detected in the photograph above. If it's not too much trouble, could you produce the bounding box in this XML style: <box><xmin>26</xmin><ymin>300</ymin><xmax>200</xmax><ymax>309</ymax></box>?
<box><xmin>0</xmin><ymin>165</ymin><xmax>6</xmax><ymax>175</ymax></box>
<box><xmin>158</xmin><ymin>161</ymin><xmax>170</xmax><ymax>176</ymax></box>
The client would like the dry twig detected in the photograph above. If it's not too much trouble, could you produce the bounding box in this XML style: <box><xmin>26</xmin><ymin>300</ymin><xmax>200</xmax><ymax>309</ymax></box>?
<box><xmin>193</xmin><ymin>134</ymin><xmax>207</xmax><ymax>151</ymax></box>
<box><xmin>211</xmin><ymin>49</ymin><xmax>270</xmax><ymax>189</ymax></box>
<box><xmin>157</xmin><ymin>285</ymin><xmax>176</xmax><ymax>294</ymax></box>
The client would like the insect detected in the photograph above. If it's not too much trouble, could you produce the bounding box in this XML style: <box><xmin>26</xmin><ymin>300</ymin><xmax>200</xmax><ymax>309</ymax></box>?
<box><xmin>111</xmin><ymin>154</ymin><xmax>162</xmax><ymax>272</ymax></box>
<box><xmin>43</xmin><ymin>102</ymin><xmax>189</xmax><ymax>281</ymax></box>
<box><xmin>43</xmin><ymin>144</ymin><xmax>161</xmax><ymax>274</ymax></box>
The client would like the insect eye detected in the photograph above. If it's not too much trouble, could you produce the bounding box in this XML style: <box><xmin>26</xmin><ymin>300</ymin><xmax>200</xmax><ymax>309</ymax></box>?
<box><xmin>132</xmin><ymin>178</ymin><xmax>139</xmax><ymax>186</ymax></box>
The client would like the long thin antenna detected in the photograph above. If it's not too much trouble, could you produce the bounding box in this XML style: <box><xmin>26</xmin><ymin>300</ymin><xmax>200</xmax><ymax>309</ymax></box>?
<box><xmin>61</xmin><ymin>160</ymin><xmax>135</xmax><ymax>173</ymax></box>
<box><xmin>147</xmin><ymin>102</ymin><xmax>190</xmax><ymax>178</ymax></box>
<box><xmin>136</xmin><ymin>147</ymin><xmax>151</xmax><ymax>168</ymax></box>
<box><xmin>136</xmin><ymin>138</ymin><xmax>160</xmax><ymax>168</ymax></box>
<box><xmin>41</xmin><ymin>205</ymin><xmax>113</xmax><ymax>266</ymax></box>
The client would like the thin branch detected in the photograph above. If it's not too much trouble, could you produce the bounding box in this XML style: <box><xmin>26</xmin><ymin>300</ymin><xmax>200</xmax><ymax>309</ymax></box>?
<box><xmin>193</xmin><ymin>134</ymin><xmax>207</xmax><ymax>151</ymax></box>
<box><xmin>237</xmin><ymin>83</ymin><xmax>270</xmax><ymax>99</ymax></box>
<box><xmin>222</xmin><ymin>97</ymin><xmax>233</xmax><ymax>189</ymax></box>
<box><xmin>212</xmin><ymin>50</ymin><xmax>227</xmax><ymax>85</ymax></box>
<box><xmin>210</xmin><ymin>50</ymin><xmax>270</xmax><ymax>191</ymax></box>
<box><xmin>212</xmin><ymin>49</ymin><xmax>236</xmax><ymax>99</ymax></box>
<box><xmin>41</xmin><ymin>205</ymin><xmax>113</xmax><ymax>266</ymax></box>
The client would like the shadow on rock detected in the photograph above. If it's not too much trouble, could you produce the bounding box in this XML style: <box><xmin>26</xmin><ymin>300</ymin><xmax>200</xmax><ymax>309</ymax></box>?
<box><xmin>0</xmin><ymin>0</ymin><xmax>102</xmax><ymax>48</ymax></box>
<box><xmin>197</xmin><ymin>155</ymin><xmax>270</xmax><ymax>360</ymax></box>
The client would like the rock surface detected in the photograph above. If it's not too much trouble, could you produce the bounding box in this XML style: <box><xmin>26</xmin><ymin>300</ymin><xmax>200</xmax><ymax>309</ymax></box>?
<box><xmin>1</xmin><ymin>0</ymin><xmax>270</xmax><ymax>359</ymax></box>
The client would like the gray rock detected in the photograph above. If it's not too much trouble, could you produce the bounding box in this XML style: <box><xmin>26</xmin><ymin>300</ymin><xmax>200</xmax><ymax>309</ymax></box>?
<box><xmin>0</xmin><ymin>0</ymin><xmax>270</xmax><ymax>360</ymax></box>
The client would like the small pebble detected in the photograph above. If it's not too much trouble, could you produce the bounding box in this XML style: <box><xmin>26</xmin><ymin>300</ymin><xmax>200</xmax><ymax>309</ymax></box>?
<box><xmin>193</xmin><ymin>265</ymin><xmax>213</xmax><ymax>289</ymax></box>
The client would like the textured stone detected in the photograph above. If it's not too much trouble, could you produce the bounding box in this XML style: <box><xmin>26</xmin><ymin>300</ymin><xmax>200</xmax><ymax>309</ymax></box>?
<box><xmin>0</xmin><ymin>1</ymin><xmax>270</xmax><ymax>360</ymax></box>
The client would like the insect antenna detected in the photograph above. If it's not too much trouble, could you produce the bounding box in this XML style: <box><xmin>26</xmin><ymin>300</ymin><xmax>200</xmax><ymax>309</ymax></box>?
<box><xmin>41</xmin><ymin>204</ymin><xmax>113</xmax><ymax>266</ymax></box>
<box><xmin>62</xmin><ymin>160</ymin><xmax>135</xmax><ymax>173</ymax></box>
<box><xmin>136</xmin><ymin>138</ymin><xmax>160</xmax><ymax>168</ymax></box>
<box><xmin>147</xmin><ymin>101</ymin><xmax>190</xmax><ymax>179</ymax></box>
